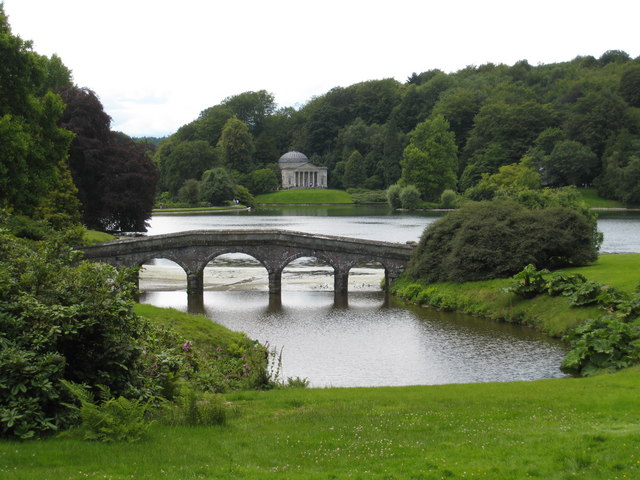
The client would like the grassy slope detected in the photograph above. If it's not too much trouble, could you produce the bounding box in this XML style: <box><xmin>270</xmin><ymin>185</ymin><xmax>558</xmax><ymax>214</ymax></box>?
<box><xmin>392</xmin><ymin>253</ymin><xmax>640</xmax><ymax>337</ymax></box>
<box><xmin>3</xmin><ymin>368</ymin><xmax>640</xmax><ymax>479</ymax></box>
<box><xmin>134</xmin><ymin>304</ymin><xmax>257</xmax><ymax>356</ymax></box>
<box><xmin>255</xmin><ymin>189</ymin><xmax>353</xmax><ymax>204</ymax></box>
<box><xmin>579</xmin><ymin>187</ymin><xmax>626</xmax><ymax>209</ymax></box>
<box><xmin>82</xmin><ymin>229</ymin><xmax>116</xmax><ymax>245</ymax></box>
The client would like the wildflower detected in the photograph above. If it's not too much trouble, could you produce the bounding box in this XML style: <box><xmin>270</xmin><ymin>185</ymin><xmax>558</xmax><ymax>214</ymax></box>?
<box><xmin>182</xmin><ymin>341</ymin><xmax>191</xmax><ymax>351</ymax></box>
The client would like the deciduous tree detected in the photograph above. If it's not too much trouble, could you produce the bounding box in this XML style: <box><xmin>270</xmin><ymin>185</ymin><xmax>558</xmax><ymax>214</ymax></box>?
<box><xmin>58</xmin><ymin>87</ymin><xmax>159</xmax><ymax>231</ymax></box>
<box><xmin>218</xmin><ymin>117</ymin><xmax>255</xmax><ymax>174</ymax></box>
<box><xmin>400</xmin><ymin>115</ymin><xmax>458</xmax><ymax>201</ymax></box>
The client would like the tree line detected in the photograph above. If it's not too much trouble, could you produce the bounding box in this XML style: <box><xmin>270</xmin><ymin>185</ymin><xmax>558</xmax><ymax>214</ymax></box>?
<box><xmin>157</xmin><ymin>50</ymin><xmax>640</xmax><ymax>207</ymax></box>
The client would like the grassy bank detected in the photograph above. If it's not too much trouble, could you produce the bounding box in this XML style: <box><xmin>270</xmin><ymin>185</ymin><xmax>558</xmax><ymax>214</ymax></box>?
<box><xmin>153</xmin><ymin>205</ymin><xmax>249</xmax><ymax>214</ymax></box>
<box><xmin>255</xmin><ymin>189</ymin><xmax>353</xmax><ymax>204</ymax></box>
<box><xmin>2</xmin><ymin>367</ymin><xmax>639</xmax><ymax>479</ymax></box>
<box><xmin>392</xmin><ymin>253</ymin><xmax>640</xmax><ymax>337</ymax></box>
<box><xmin>578</xmin><ymin>188</ymin><xmax>626</xmax><ymax>209</ymax></box>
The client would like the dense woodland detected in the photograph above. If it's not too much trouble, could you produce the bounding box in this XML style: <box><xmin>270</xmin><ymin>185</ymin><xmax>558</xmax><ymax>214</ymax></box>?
<box><xmin>156</xmin><ymin>50</ymin><xmax>640</xmax><ymax>207</ymax></box>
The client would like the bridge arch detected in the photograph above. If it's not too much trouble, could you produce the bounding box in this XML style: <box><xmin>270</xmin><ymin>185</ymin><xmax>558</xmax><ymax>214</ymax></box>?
<box><xmin>139</xmin><ymin>257</ymin><xmax>188</xmax><ymax>291</ymax></box>
<box><xmin>347</xmin><ymin>260</ymin><xmax>388</xmax><ymax>292</ymax></box>
<box><xmin>203</xmin><ymin>251</ymin><xmax>269</xmax><ymax>291</ymax></box>
<box><xmin>281</xmin><ymin>255</ymin><xmax>336</xmax><ymax>292</ymax></box>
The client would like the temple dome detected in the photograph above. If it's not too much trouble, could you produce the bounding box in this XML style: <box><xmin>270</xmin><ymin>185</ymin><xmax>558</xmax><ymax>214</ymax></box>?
<box><xmin>278</xmin><ymin>151</ymin><xmax>309</xmax><ymax>163</ymax></box>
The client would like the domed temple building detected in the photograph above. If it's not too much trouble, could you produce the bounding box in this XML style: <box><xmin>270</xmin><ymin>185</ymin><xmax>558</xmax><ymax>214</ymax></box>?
<box><xmin>278</xmin><ymin>151</ymin><xmax>327</xmax><ymax>189</ymax></box>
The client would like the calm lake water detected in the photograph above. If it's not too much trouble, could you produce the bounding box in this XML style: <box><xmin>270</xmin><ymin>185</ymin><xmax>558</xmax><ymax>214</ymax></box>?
<box><xmin>138</xmin><ymin>206</ymin><xmax>640</xmax><ymax>387</ymax></box>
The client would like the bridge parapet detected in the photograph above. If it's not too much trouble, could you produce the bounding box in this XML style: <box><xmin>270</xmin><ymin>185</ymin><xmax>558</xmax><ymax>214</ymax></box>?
<box><xmin>83</xmin><ymin>230</ymin><xmax>414</xmax><ymax>295</ymax></box>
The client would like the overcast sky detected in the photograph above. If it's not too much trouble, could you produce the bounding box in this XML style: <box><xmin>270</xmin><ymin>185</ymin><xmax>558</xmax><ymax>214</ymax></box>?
<box><xmin>4</xmin><ymin>0</ymin><xmax>639</xmax><ymax>138</ymax></box>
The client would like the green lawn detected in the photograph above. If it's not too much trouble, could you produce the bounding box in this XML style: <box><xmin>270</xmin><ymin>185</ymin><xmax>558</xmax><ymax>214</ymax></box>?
<box><xmin>3</xmin><ymin>368</ymin><xmax>640</xmax><ymax>479</ymax></box>
<box><xmin>255</xmin><ymin>189</ymin><xmax>353</xmax><ymax>204</ymax></box>
<box><xmin>579</xmin><ymin>188</ymin><xmax>626</xmax><ymax>209</ymax></box>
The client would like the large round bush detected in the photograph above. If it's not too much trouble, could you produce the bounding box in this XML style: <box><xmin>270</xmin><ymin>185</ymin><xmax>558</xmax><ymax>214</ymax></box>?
<box><xmin>407</xmin><ymin>200</ymin><xmax>600</xmax><ymax>283</ymax></box>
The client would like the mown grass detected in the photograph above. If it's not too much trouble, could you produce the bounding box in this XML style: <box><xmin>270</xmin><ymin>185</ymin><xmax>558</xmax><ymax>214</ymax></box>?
<box><xmin>2</xmin><ymin>367</ymin><xmax>640</xmax><ymax>479</ymax></box>
<box><xmin>579</xmin><ymin>188</ymin><xmax>626</xmax><ymax>209</ymax></box>
<box><xmin>82</xmin><ymin>229</ymin><xmax>116</xmax><ymax>245</ymax></box>
<box><xmin>392</xmin><ymin>253</ymin><xmax>640</xmax><ymax>337</ymax></box>
<box><xmin>255</xmin><ymin>189</ymin><xmax>353</xmax><ymax>204</ymax></box>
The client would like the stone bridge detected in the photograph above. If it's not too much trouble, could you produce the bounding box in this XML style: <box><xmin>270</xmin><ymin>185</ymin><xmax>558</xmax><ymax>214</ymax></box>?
<box><xmin>82</xmin><ymin>230</ymin><xmax>415</xmax><ymax>295</ymax></box>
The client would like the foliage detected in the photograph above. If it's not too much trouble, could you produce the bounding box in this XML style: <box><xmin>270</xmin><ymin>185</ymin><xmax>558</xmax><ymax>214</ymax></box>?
<box><xmin>400</xmin><ymin>115</ymin><xmax>458</xmax><ymax>201</ymax></box>
<box><xmin>133</xmin><ymin>304</ymin><xmax>270</xmax><ymax>393</ymax></box>
<box><xmin>464</xmin><ymin>158</ymin><xmax>541</xmax><ymax>200</ymax></box>
<box><xmin>177</xmin><ymin>178</ymin><xmax>201</xmax><ymax>205</ymax></box>
<box><xmin>342</xmin><ymin>150</ymin><xmax>367</xmax><ymax>189</ymax></box>
<box><xmin>503</xmin><ymin>263</ymin><xmax>640</xmax><ymax>376</ymax></box>
<box><xmin>57</xmin><ymin>87</ymin><xmax>159</xmax><ymax>231</ymax></box>
<box><xmin>200</xmin><ymin>167</ymin><xmax>236</xmax><ymax>206</ymax></box>
<box><xmin>61</xmin><ymin>381</ymin><xmax>154</xmax><ymax>442</ymax></box>
<box><xmin>439</xmin><ymin>189</ymin><xmax>458</xmax><ymax>208</ymax></box>
<box><xmin>148</xmin><ymin>48</ymin><xmax>640</xmax><ymax>205</ymax></box>
<box><xmin>407</xmin><ymin>199</ymin><xmax>600</xmax><ymax>283</ymax></box>
<box><xmin>0</xmin><ymin>223</ymin><xmax>147</xmax><ymax>438</ymax></box>
<box><xmin>543</xmin><ymin>140</ymin><xmax>599</xmax><ymax>186</ymax></box>
<box><xmin>385</xmin><ymin>183</ymin><xmax>402</xmax><ymax>209</ymax></box>
<box><xmin>561</xmin><ymin>315</ymin><xmax>640</xmax><ymax>376</ymax></box>
<box><xmin>0</xmin><ymin>11</ymin><xmax>74</xmax><ymax>216</ymax></box>
<box><xmin>159</xmin><ymin>389</ymin><xmax>227</xmax><ymax>427</ymax></box>
<box><xmin>235</xmin><ymin>185</ymin><xmax>256</xmax><ymax>208</ymax></box>
<box><xmin>399</xmin><ymin>184</ymin><xmax>421</xmax><ymax>210</ymax></box>
<box><xmin>506</xmin><ymin>264</ymin><xmax>550</xmax><ymax>299</ymax></box>
<box><xmin>157</xmin><ymin>140</ymin><xmax>216</xmax><ymax>195</ymax></box>
<box><xmin>247</xmin><ymin>168</ymin><xmax>279</xmax><ymax>195</ymax></box>
<box><xmin>218</xmin><ymin>116</ymin><xmax>255</xmax><ymax>174</ymax></box>
<box><xmin>545</xmin><ymin>271</ymin><xmax>588</xmax><ymax>296</ymax></box>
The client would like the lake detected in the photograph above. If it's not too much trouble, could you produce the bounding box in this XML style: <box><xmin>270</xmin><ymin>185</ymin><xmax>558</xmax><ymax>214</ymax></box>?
<box><xmin>138</xmin><ymin>206</ymin><xmax>640</xmax><ymax>387</ymax></box>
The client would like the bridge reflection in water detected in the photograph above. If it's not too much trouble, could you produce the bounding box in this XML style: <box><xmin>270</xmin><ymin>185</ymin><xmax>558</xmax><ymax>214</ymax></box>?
<box><xmin>83</xmin><ymin>230</ymin><xmax>415</xmax><ymax>307</ymax></box>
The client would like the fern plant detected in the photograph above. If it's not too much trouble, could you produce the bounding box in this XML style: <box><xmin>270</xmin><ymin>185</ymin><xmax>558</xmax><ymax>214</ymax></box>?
<box><xmin>61</xmin><ymin>381</ymin><xmax>154</xmax><ymax>442</ymax></box>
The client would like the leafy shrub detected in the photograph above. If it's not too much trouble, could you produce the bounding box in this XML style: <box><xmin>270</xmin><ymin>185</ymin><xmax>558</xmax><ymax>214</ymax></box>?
<box><xmin>506</xmin><ymin>264</ymin><xmax>549</xmax><ymax>298</ymax></box>
<box><xmin>0</xmin><ymin>223</ymin><xmax>149</xmax><ymax>438</ymax></box>
<box><xmin>61</xmin><ymin>381</ymin><xmax>154</xmax><ymax>442</ymax></box>
<box><xmin>0</xmin><ymin>348</ymin><xmax>66</xmax><ymax>439</ymax></box>
<box><xmin>407</xmin><ymin>200</ymin><xmax>600</xmax><ymax>283</ymax></box>
<box><xmin>399</xmin><ymin>185</ymin><xmax>421</xmax><ymax>210</ymax></box>
<box><xmin>568</xmin><ymin>281</ymin><xmax>604</xmax><ymax>307</ymax></box>
<box><xmin>386</xmin><ymin>184</ymin><xmax>402</xmax><ymax>209</ymax></box>
<box><xmin>440</xmin><ymin>189</ymin><xmax>458</xmax><ymax>208</ymax></box>
<box><xmin>235</xmin><ymin>185</ymin><xmax>256</xmax><ymax>208</ymax></box>
<box><xmin>545</xmin><ymin>272</ymin><xmax>587</xmax><ymax>296</ymax></box>
<box><xmin>562</xmin><ymin>316</ymin><xmax>640</xmax><ymax>376</ymax></box>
